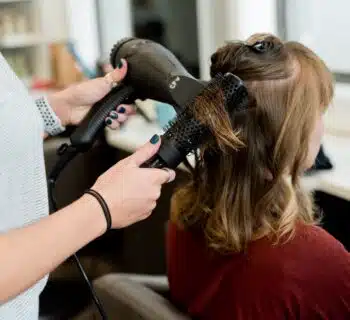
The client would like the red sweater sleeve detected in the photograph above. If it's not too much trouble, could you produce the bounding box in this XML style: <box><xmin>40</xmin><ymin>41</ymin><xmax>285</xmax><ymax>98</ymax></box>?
<box><xmin>167</xmin><ymin>222</ymin><xmax>350</xmax><ymax>320</ymax></box>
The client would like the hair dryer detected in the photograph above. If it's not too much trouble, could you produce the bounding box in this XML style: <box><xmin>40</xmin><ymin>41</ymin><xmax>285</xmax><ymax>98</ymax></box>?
<box><xmin>70</xmin><ymin>37</ymin><xmax>208</xmax><ymax>151</ymax></box>
<box><xmin>109</xmin><ymin>37</ymin><xmax>207</xmax><ymax>110</ymax></box>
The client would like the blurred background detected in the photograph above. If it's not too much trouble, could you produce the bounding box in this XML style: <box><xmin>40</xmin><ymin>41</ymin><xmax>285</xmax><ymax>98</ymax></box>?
<box><xmin>1</xmin><ymin>0</ymin><xmax>349</xmax><ymax>133</ymax></box>
<box><xmin>1</xmin><ymin>0</ymin><xmax>349</xmax><ymax>318</ymax></box>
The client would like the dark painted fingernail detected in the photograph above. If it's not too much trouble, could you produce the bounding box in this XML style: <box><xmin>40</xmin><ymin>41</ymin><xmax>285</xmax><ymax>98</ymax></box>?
<box><xmin>150</xmin><ymin>134</ymin><xmax>159</xmax><ymax>144</ymax></box>
<box><xmin>118</xmin><ymin>106</ymin><xmax>126</xmax><ymax>113</ymax></box>
<box><xmin>110</xmin><ymin>111</ymin><xmax>118</xmax><ymax>119</ymax></box>
<box><xmin>117</xmin><ymin>59</ymin><xmax>123</xmax><ymax>69</ymax></box>
<box><xmin>105</xmin><ymin>118</ymin><xmax>112</xmax><ymax>125</ymax></box>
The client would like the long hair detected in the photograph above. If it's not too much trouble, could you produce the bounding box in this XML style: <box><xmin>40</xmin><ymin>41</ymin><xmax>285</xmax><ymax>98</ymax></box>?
<box><xmin>171</xmin><ymin>33</ymin><xmax>334</xmax><ymax>253</ymax></box>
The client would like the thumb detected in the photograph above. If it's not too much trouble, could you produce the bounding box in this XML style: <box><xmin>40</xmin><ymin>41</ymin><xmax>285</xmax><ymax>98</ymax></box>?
<box><xmin>129</xmin><ymin>135</ymin><xmax>161</xmax><ymax>167</ymax></box>
<box><xmin>102</xmin><ymin>58</ymin><xmax>128</xmax><ymax>91</ymax></box>
<box><xmin>63</xmin><ymin>59</ymin><xmax>129</xmax><ymax>107</ymax></box>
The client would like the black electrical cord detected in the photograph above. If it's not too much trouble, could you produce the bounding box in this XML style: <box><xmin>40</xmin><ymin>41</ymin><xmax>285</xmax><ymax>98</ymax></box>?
<box><xmin>48</xmin><ymin>143</ymin><xmax>108</xmax><ymax>320</ymax></box>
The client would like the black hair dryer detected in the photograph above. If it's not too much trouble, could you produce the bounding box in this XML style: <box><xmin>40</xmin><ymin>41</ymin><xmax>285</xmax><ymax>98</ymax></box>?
<box><xmin>69</xmin><ymin>37</ymin><xmax>206</xmax><ymax>152</ymax></box>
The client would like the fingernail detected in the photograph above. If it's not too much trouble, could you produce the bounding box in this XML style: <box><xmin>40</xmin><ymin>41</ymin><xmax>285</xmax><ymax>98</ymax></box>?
<box><xmin>164</xmin><ymin>168</ymin><xmax>176</xmax><ymax>183</ymax></box>
<box><xmin>105</xmin><ymin>118</ymin><xmax>112</xmax><ymax>125</ymax></box>
<box><xmin>118</xmin><ymin>106</ymin><xmax>126</xmax><ymax>114</ymax></box>
<box><xmin>150</xmin><ymin>134</ymin><xmax>160</xmax><ymax>144</ymax></box>
<box><xmin>110</xmin><ymin>111</ymin><xmax>118</xmax><ymax>119</ymax></box>
<box><xmin>117</xmin><ymin>59</ymin><xmax>123</xmax><ymax>69</ymax></box>
<box><xmin>168</xmin><ymin>171</ymin><xmax>176</xmax><ymax>183</ymax></box>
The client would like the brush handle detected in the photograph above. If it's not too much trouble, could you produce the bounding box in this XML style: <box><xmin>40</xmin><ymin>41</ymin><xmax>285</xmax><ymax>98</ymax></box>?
<box><xmin>141</xmin><ymin>155</ymin><xmax>167</xmax><ymax>168</ymax></box>
<box><xmin>141</xmin><ymin>140</ymin><xmax>183</xmax><ymax>169</ymax></box>
<box><xmin>70</xmin><ymin>85</ymin><xmax>135</xmax><ymax>151</ymax></box>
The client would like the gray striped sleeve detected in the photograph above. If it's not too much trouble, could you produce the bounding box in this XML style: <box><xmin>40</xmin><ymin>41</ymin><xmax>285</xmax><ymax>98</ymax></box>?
<box><xmin>35</xmin><ymin>96</ymin><xmax>66</xmax><ymax>136</ymax></box>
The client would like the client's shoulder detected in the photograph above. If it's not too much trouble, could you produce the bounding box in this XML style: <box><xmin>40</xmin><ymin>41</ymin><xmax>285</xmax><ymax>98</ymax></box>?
<box><xmin>167</xmin><ymin>220</ymin><xmax>349</xmax><ymax>264</ymax></box>
<box><xmin>291</xmin><ymin>222</ymin><xmax>348</xmax><ymax>253</ymax></box>
<box><xmin>235</xmin><ymin>223</ymin><xmax>350</xmax><ymax>289</ymax></box>
<box><xmin>248</xmin><ymin>223</ymin><xmax>349</xmax><ymax>266</ymax></box>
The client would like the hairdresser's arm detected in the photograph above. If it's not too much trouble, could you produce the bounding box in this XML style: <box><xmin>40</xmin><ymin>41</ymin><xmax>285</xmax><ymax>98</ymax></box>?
<box><xmin>41</xmin><ymin>59</ymin><xmax>131</xmax><ymax>139</ymax></box>
<box><xmin>0</xmin><ymin>193</ymin><xmax>105</xmax><ymax>303</ymax></box>
<box><xmin>0</xmin><ymin>138</ymin><xmax>175</xmax><ymax>303</ymax></box>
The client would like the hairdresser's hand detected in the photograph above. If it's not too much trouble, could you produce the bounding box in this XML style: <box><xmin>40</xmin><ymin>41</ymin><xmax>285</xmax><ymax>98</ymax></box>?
<box><xmin>47</xmin><ymin>58</ymin><xmax>135</xmax><ymax>127</ymax></box>
<box><xmin>91</xmin><ymin>135</ymin><xmax>176</xmax><ymax>229</ymax></box>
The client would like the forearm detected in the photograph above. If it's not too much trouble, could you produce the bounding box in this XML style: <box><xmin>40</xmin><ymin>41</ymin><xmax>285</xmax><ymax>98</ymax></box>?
<box><xmin>0</xmin><ymin>195</ymin><xmax>105</xmax><ymax>303</ymax></box>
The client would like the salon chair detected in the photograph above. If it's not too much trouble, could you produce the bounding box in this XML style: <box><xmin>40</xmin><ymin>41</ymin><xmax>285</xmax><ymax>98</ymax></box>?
<box><xmin>75</xmin><ymin>273</ymin><xmax>190</xmax><ymax>319</ymax></box>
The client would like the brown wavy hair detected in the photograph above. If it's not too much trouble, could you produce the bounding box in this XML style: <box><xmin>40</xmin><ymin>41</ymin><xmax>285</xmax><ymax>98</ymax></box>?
<box><xmin>171</xmin><ymin>33</ymin><xmax>334</xmax><ymax>253</ymax></box>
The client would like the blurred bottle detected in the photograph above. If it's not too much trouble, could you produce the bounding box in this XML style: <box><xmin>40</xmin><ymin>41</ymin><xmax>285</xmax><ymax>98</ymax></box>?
<box><xmin>155</xmin><ymin>101</ymin><xmax>177</xmax><ymax>128</ymax></box>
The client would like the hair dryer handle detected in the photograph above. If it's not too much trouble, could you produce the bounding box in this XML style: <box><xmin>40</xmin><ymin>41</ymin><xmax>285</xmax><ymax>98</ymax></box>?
<box><xmin>70</xmin><ymin>85</ymin><xmax>134</xmax><ymax>151</ymax></box>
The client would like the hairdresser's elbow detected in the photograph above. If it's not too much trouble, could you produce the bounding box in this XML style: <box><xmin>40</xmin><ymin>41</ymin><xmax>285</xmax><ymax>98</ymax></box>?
<box><xmin>0</xmin><ymin>278</ymin><xmax>24</xmax><ymax>304</ymax></box>
<box><xmin>0</xmin><ymin>287</ymin><xmax>14</xmax><ymax>305</ymax></box>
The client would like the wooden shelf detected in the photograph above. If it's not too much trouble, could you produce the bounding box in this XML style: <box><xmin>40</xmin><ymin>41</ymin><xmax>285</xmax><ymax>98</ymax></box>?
<box><xmin>0</xmin><ymin>0</ymin><xmax>32</xmax><ymax>3</ymax></box>
<box><xmin>0</xmin><ymin>33</ymin><xmax>45</xmax><ymax>48</ymax></box>
<box><xmin>0</xmin><ymin>0</ymin><xmax>70</xmax><ymax>80</ymax></box>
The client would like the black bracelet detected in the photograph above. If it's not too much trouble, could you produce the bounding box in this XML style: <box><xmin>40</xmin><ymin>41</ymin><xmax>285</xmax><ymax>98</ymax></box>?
<box><xmin>84</xmin><ymin>189</ymin><xmax>112</xmax><ymax>231</ymax></box>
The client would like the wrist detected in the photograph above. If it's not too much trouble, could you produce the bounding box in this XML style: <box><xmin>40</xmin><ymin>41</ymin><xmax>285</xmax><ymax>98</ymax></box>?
<box><xmin>46</xmin><ymin>91</ymin><xmax>71</xmax><ymax>127</ymax></box>
<box><xmin>75</xmin><ymin>194</ymin><xmax>107</xmax><ymax>239</ymax></box>
<box><xmin>35</xmin><ymin>95</ymin><xmax>66</xmax><ymax>136</ymax></box>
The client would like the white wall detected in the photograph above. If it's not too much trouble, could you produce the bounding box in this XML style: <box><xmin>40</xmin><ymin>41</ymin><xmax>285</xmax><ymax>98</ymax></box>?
<box><xmin>65</xmin><ymin>0</ymin><xmax>100</xmax><ymax>72</ymax></box>
<box><xmin>286</xmin><ymin>0</ymin><xmax>350</xmax><ymax>73</ymax></box>
<box><xmin>284</xmin><ymin>0</ymin><xmax>350</xmax><ymax>135</ymax></box>
<box><xmin>196</xmin><ymin>0</ymin><xmax>232</xmax><ymax>79</ymax></box>
<box><xmin>233</xmin><ymin>0</ymin><xmax>278</xmax><ymax>39</ymax></box>
<box><xmin>97</xmin><ymin>0</ymin><xmax>133</xmax><ymax>60</ymax></box>
<box><xmin>325</xmin><ymin>83</ymin><xmax>350</xmax><ymax>135</ymax></box>
<box><xmin>196</xmin><ymin>0</ymin><xmax>277</xmax><ymax>79</ymax></box>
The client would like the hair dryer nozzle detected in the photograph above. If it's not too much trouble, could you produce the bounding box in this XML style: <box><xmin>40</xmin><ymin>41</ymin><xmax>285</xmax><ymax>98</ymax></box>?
<box><xmin>109</xmin><ymin>37</ymin><xmax>205</xmax><ymax>113</ymax></box>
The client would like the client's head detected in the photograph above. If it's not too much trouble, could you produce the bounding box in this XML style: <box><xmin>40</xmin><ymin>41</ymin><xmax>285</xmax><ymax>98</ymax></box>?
<box><xmin>171</xmin><ymin>33</ymin><xmax>334</xmax><ymax>253</ymax></box>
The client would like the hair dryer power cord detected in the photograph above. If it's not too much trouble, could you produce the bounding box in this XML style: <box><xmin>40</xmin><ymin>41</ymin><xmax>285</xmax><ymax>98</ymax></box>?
<box><xmin>48</xmin><ymin>143</ymin><xmax>108</xmax><ymax>320</ymax></box>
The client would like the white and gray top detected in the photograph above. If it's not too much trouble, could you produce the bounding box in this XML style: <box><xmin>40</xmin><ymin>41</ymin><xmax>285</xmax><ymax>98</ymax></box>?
<box><xmin>0</xmin><ymin>53</ymin><xmax>65</xmax><ymax>319</ymax></box>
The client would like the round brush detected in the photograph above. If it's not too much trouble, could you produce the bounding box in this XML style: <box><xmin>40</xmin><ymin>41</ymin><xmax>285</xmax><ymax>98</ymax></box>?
<box><xmin>141</xmin><ymin>72</ymin><xmax>248</xmax><ymax>169</ymax></box>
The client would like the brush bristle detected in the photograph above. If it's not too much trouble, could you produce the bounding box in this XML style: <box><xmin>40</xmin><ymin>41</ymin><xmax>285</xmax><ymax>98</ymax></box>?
<box><xmin>162</xmin><ymin>107</ymin><xmax>208</xmax><ymax>155</ymax></box>
<box><xmin>161</xmin><ymin>72</ymin><xmax>248</xmax><ymax>155</ymax></box>
<box><xmin>217</xmin><ymin>73</ymin><xmax>249</xmax><ymax>113</ymax></box>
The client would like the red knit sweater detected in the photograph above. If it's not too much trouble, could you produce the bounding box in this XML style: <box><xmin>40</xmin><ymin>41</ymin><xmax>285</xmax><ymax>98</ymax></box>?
<box><xmin>167</xmin><ymin>222</ymin><xmax>350</xmax><ymax>319</ymax></box>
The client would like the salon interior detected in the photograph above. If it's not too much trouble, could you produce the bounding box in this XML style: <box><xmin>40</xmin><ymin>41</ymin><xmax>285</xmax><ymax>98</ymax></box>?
<box><xmin>1</xmin><ymin>0</ymin><xmax>349</xmax><ymax>318</ymax></box>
